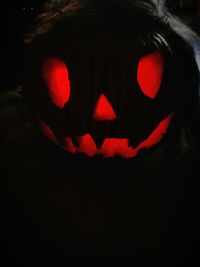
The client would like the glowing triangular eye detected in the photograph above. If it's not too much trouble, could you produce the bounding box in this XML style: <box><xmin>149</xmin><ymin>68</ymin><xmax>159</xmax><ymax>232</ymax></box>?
<box><xmin>43</xmin><ymin>57</ymin><xmax>70</xmax><ymax>108</ymax></box>
<box><xmin>137</xmin><ymin>51</ymin><xmax>164</xmax><ymax>99</ymax></box>
<box><xmin>93</xmin><ymin>94</ymin><xmax>117</xmax><ymax>121</ymax></box>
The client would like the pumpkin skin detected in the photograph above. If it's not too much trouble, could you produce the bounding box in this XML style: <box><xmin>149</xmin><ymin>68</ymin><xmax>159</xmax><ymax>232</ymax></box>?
<box><xmin>23</xmin><ymin>2</ymin><xmax>199</xmax><ymax>158</ymax></box>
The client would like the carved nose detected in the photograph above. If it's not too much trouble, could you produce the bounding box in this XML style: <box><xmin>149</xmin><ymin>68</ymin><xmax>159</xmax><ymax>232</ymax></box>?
<box><xmin>93</xmin><ymin>94</ymin><xmax>117</xmax><ymax>121</ymax></box>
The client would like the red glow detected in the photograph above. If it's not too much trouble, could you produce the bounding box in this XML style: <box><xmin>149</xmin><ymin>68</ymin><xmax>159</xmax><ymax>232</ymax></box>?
<box><xmin>39</xmin><ymin>113</ymin><xmax>172</xmax><ymax>158</ymax></box>
<box><xmin>93</xmin><ymin>94</ymin><xmax>117</xmax><ymax>121</ymax></box>
<box><xmin>101</xmin><ymin>138</ymin><xmax>136</xmax><ymax>158</ymax></box>
<box><xmin>133</xmin><ymin>113</ymin><xmax>173</xmax><ymax>153</ymax></box>
<box><xmin>77</xmin><ymin>134</ymin><xmax>97</xmax><ymax>157</ymax></box>
<box><xmin>137</xmin><ymin>51</ymin><xmax>164</xmax><ymax>99</ymax></box>
<box><xmin>43</xmin><ymin>57</ymin><xmax>70</xmax><ymax>108</ymax></box>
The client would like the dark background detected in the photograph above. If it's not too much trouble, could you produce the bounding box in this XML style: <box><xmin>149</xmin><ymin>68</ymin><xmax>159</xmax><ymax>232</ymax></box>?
<box><xmin>0</xmin><ymin>0</ymin><xmax>199</xmax><ymax>93</ymax></box>
<box><xmin>0</xmin><ymin>1</ymin><xmax>45</xmax><ymax>92</ymax></box>
<box><xmin>0</xmin><ymin>1</ymin><xmax>200</xmax><ymax>266</ymax></box>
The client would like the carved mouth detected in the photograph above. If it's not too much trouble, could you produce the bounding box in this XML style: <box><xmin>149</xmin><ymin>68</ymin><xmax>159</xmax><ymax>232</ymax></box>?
<box><xmin>39</xmin><ymin>113</ymin><xmax>173</xmax><ymax>158</ymax></box>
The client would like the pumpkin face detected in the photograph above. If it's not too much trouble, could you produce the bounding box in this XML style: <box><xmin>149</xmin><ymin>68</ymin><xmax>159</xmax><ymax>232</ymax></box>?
<box><xmin>23</xmin><ymin>1</ymin><xmax>199</xmax><ymax>159</ymax></box>
<box><xmin>27</xmin><ymin>33</ymin><xmax>177</xmax><ymax>158</ymax></box>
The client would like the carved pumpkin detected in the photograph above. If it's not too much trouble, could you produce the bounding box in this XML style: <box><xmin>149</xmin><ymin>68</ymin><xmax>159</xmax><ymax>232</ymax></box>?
<box><xmin>23</xmin><ymin>1</ymin><xmax>199</xmax><ymax>158</ymax></box>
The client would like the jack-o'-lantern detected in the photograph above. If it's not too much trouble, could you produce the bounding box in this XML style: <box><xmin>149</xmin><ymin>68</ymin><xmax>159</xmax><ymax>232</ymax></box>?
<box><xmin>23</xmin><ymin>0</ymin><xmax>199</xmax><ymax>158</ymax></box>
